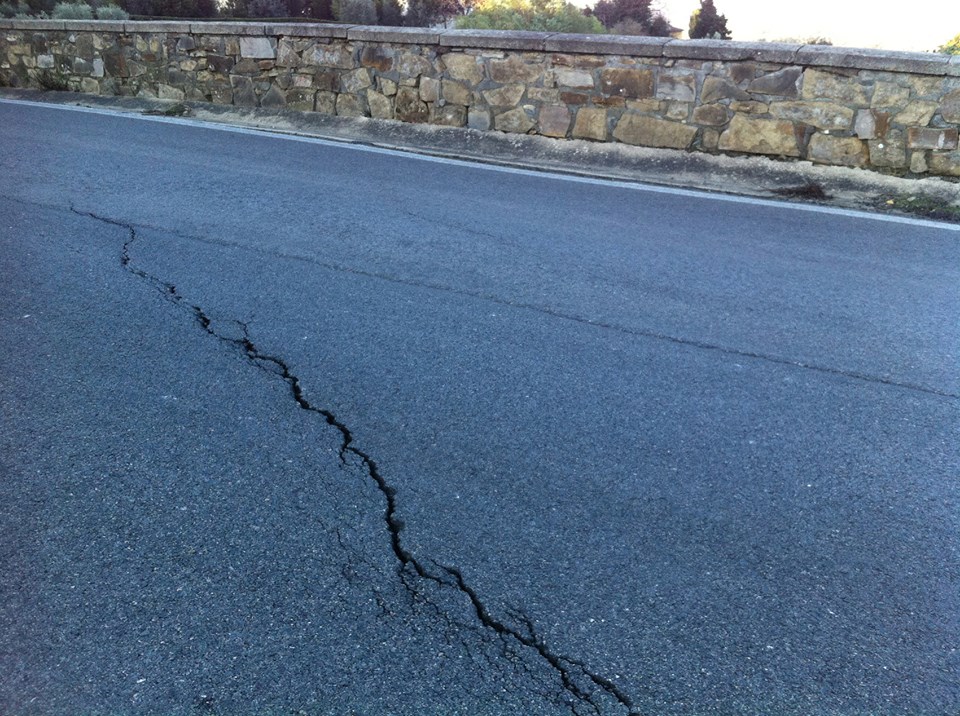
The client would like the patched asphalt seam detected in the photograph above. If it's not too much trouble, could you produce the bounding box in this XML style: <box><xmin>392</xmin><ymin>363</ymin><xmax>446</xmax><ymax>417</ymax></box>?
<box><xmin>70</xmin><ymin>206</ymin><xmax>642</xmax><ymax>716</ymax></box>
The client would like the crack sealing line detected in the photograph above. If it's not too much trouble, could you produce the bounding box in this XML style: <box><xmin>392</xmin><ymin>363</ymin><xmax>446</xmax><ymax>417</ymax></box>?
<box><xmin>71</xmin><ymin>205</ymin><xmax>642</xmax><ymax>716</ymax></box>
<box><xmin>67</xmin><ymin>202</ymin><xmax>960</xmax><ymax>401</ymax></box>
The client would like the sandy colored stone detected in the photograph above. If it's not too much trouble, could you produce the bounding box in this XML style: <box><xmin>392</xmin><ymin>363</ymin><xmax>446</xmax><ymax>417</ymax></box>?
<box><xmin>336</xmin><ymin>93</ymin><xmax>365</xmax><ymax>117</ymax></box>
<box><xmin>483</xmin><ymin>83</ymin><xmax>524</xmax><ymax>107</ymax></box>
<box><xmin>554</xmin><ymin>68</ymin><xmax>593</xmax><ymax>88</ymax></box>
<box><xmin>489</xmin><ymin>55</ymin><xmax>542</xmax><ymax>84</ymax></box>
<box><xmin>871</xmin><ymin>81</ymin><xmax>909</xmax><ymax>110</ymax></box>
<box><xmin>316</xmin><ymin>90</ymin><xmax>336</xmax><ymax>114</ymax></box>
<box><xmin>730</xmin><ymin>100</ymin><xmax>768</xmax><ymax>113</ymax></box>
<box><xmin>701</xmin><ymin>76</ymin><xmax>748</xmax><ymax>104</ymax></box>
<box><xmin>538</xmin><ymin>105</ymin><xmax>570</xmax><ymax>138</ymax></box>
<box><xmin>801</xmin><ymin>69</ymin><xmax>868</xmax><ymax>106</ymax></box>
<box><xmin>613</xmin><ymin>114</ymin><xmax>696</xmax><ymax>149</ymax></box>
<box><xmin>657</xmin><ymin>72</ymin><xmax>696</xmax><ymax>102</ymax></box>
<box><xmin>910</xmin><ymin>151</ymin><xmax>928</xmax><ymax>174</ymax></box>
<box><xmin>80</xmin><ymin>77</ymin><xmax>99</xmax><ymax>94</ymax></box>
<box><xmin>340</xmin><ymin>67</ymin><xmax>371</xmax><ymax>94</ymax></box>
<box><xmin>433</xmin><ymin>104</ymin><xmax>466</xmax><ymax>127</ymax></box>
<box><xmin>748</xmin><ymin>67</ymin><xmax>801</xmax><ymax>97</ymax></box>
<box><xmin>573</xmin><ymin>107</ymin><xmax>608</xmax><ymax>141</ymax></box>
<box><xmin>367</xmin><ymin>89</ymin><xmax>393</xmax><ymax>119</ymax></box>
<box><xmin>397</xmin><ymin>52</ymin><xmax>434</xmax><ymax>80</ymax></box>
<box><xmin>868</xmin><ymin>130</ymin><xmax>906</xmax><ymax>168</ymax></box>
<box><xmin>380</xmin><ymin>77</ymin><xmax>397</xmax><ymax>96</ymax></box>
<box><xmin>495</xmin><ymin>107</ymin><xmax>534</xmax><ymax>133</ymax></box>
<box><xmin>693</xmin><ymin>104</ymin><xmax>729</xmax><ymax>126</ymax></box>
<box><xmin>664</xmin><ymin>101</ymin><xmax>689</xmax><ymax>121</ymax></box>
<box><xmin>769</xmin><ymin>101</ymin><xmax>854</xmax><ymax>131</ymax></box>
<box><xmin>893</xmin><ymin>101</ymin><xmax>938</xmax><ymax>126</ymax></box>
<box><xmin>807</xmin><ymin>134</ymin><xmax>868</xmax><ymax>167</ymax></box>
<box><xmin>599</xmin><ymin>68</ymin><xmax>653</xmax><ymax>99</ymax></box>
<box><xmin>442</xmin><ymin>53</ymin><xmax>484</xmax><ymax>85</ymax></box>
<box><xmin>528</xmin><ymin>87</ymin><xmax>559</xmax><ymax>103</ymax></box>
<box><xmin>940</xmin><ymin>88</ymin><xmax>960</xmax><ymax>124</ymax></box>
<box><xmin>718</xmin><ymin>115</ymin><xmax>800</xmax><ymax>156</ymax></box>
<box><xmin>442</xmin><ymin>79</ymin><xmax>471</xmax><ymax>106</ymax></box>
<box><xmin>928</xmin><ymin>150</ymin><xmax>960</xmax><ymax>176</ymax></box>
<box><xmin>395</xmin><ymin>85</ymin><xmax>429</xmax><ymax>122</ymax></box>
<box><xmin>419</xmin><ymin>76</ymin><xmax>439</xmax><ymax>103</ymax></box>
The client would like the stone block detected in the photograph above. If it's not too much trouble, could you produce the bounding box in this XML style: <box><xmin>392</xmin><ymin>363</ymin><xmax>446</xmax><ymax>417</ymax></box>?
<box><xmin>360</xmin><ymin>46</ymin><xmax>393</xmax><ymax>72</ymax></box>
<box><xmin>907</xmin><ymin>127</ymin><xmax>959</xmax><ymax>150</ymax></box>
<box><xmin>207</xmin><ymin>81</ymin><xmax>232</xmax><ymax>104</ymax></box>
<box><xmin>894</xmin><ymin>101</ymin><xmax>938</xmax><ymax>126</ymax></box>
<box><xmin>336</xmin><ymin>93</ymin><xmax>365</xmax><ymax>117</ymax></box>
<box><xmin>538</xmin><ymin>105</ymin><xmax>570</xmax><ymax>138</ymax></box>
<box><xmin>730</xmin><ymin>100</ymin><xmax>767</xmax><ymax>113</ymax></box>
<box><xmin>718</xmin><ymin>115</ymin><xmax>800</xmax><ymax>156</ymax></box>
<box><xmin>871</xmin><ymin>81</ymin><xmax>910</xmax><ymax>110</ymax></box>
<box><xmin>316</xmin><ymin>90</ymin><xmax>336</xmax><ymax>114</ymax></box>
<box><xmin>664</xmin><ymin>101</ymin><xmax>689</xmax><ymax>120</ymax></box>
<box><xmin>468</xmin><ymin>107</ymin><xmax>491</xmax><ymax>130</ymax></box>
<box><xmin>230</xmin><ymin>75</ymin><xmax>257</xmax><ymax>106</ymax></box>
<box><xmin>367</xmin><ymin>89</ymin><xmax>393</xmax><ymax>119</ymax></box>
<box><xmin>928</xmin><ymin>150</ymin><xmax>960</xmax><ymax>176</ymax></box>
<box><xmin>347</xmin><ymin>26</ymin><xmax>439</xmax><ymax>44</ymax></box>
<box><xmin>693</xmin><ymin>104</ymin><xmax>729</xmax><ymax>126</ymax></box>
<box><xmin>442</xmin><ymin>79</ymin><xmax>471</xmax><ymax>106</ymax></box>
<box><xmin>59</xmin><ymin>20</ymin><xmax>124</xmax><ymax>33</ymax></box>
<box><xmin>910</xmin><ymin>151</ymin><xmax>928</xmax><ymax>173</ymax></box>
<box><xmin>285</xmin><ymin>88</ymin><xmax>315</xmax><ymax>111</ymax></box>
<box><xmin>801</xmin><ymin>69</ymin><xmax>868</xmax><ymax>106</ymax></box>
<box><xmin>701</xmin><ymin>76</ymin><xmax>748</xmax><ymax>103</ymax></box>
<box><xmin>157</xmin><ymin>83</ymin><xmax>185</xmax><ymax>101</ymax></box>
<box><xmin>489</xmin><ymin>55</ymin><xmax>542</xmax><ymax>83</ymax></box>
<box><xmin>769</xmin><ymin>101</ymin><xmax>854</xmax><ymax>130</ymax></box>
<box><xmin>340</xmin><ymin>67</ymin><xmax>371</xmax><ymax>93</ymax></box>
<box><xmin>613</xmin><ymin>113</ymin><xmax>697</xmax><ymax>149</ymax></box>
<box><xmin>868</xmin><ymin>130</ymin><xmax>906</xmax><ymax>168</ymax></box>
<box><xmin>940</xmin><ymin>88</ymin><xmax>960</xmax><ymax>123</ymax></box>
<box><xmin>439</xmin><ymin>30</ymin><xmax>548</xmax><ymax>52</ymax></box>
<box><xmin>186</xmin><ymin>21</ymin><xmax>263</xmax><ymax>36</ymax></box>
<box><xmin>441</xmin><ymin>53</ymin><xmax>483</xmax><ymax>85</ymax></box>
<box><xmin>312</xmin><ymin>43</ymin><xmax>354</xmax><ymax>70</ymax></box>
<box><xmin>433</xmin><ymin>104</ymin><xmax>466</xmax><ymax>126</ymax></box>
<box><xmin>276</xmin><ymin>38</ymin><xmax>300</xmax><ymax>67</ymax></box>
<box><xmin>379</xmin><ymin>77</ymin><xmax>397</xmax><ymax>95</ymax></box>
<box><xmin>495</xmin><ymin>107</ymin><xmax>535</xmax><ymax>133</ymax></box>
<box><xmin>92</xmin><ymin>58</ymin><xmax>104</xmax><ymax>77</ymax></box>
<box><xmin>36</xmin><ymin>54</ymin><xmax>53</xmax><ymax>69</ymax></box>
<box><xmin>807</xmin><ymin>134</ymin><xmax>868</xmax><ymax>167</ymax></box>
<box><xmin>748</xmin><ymin>67</ymin><xmax>801</xmax><ymax>97</ymax></box>
<box><xmin>572</xmin><ymin>107</ymin><xmax>607</xmax><ymax>141</ymax></box>
<box><xmin>240</xmin><ymin>36</ymin><xmax>275</xmax><ymax>60</ymax></box>
<box><xmin>483</xmin><ymin>83</ymin><xmax>524</xmax><ymax>107</ymax></box>
<box><xmin>80</xmin><ymin>77</ymin><xmax>99</xmax><ymax>94</ymax></box>
<box><xmin>554</xmin><ymin>68</ymin><xmax>593</xmax><ymax>88</ymax></box>
<box><xmin>395</xmin><ymin>85</ymin><xmax>429</xmax><ymax>122</ymax></box>
<box><xmin>544</xmin><ymin>34</ymin><xmax>668</xmax><ymax>56</ymax></box>
<box><xmin>664</xmin><ymin>39</ymin><xmax>800</xmax><ymax>63</ymax></box>
<box><xmin>416</xmin><ymin>76</ymin><xmax>437</xmax><ymax>102</ymax></box>
<box><xmin>269</xmin><ymin>23</ymin><xmax>347</xmax><ymax>38</ymax></box>
<box><xmin>657</xmin><ymin>72</ymin><xmax>696</xmax><ymax>101</ymax></box>
<box><xmin>560</xmin><ymin>91</ymin><xmax>589</xmax><ymax>105</ymax></box>
<box><xmin>260</xmin><ymin>84</ymin><xmax>285</xmax><ymax>108</ymax></box>
<box><xmin>528</xmin><ymin>87</ymin><xmax>559</xmax><ymax>103</ymax></box>
<box><xmin>795</xmin><ymin>45</ymin><xmax>950</xmax><ymax>76</ymax></box>
<box><xmin>599</xmin><ymin>67</ymin><xmax>653</xmax><ymax>99</ymax></box>
<box><xmin>854</xmin><ymin>109</ymin><xmax>889</xmax><ymax>140</ymax></box>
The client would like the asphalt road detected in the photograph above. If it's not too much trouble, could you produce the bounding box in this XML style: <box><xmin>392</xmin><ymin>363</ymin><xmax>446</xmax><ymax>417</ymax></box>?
<box><xmin>1</xmin><ymin>99</ymin><xmax>958</xmax><ymax>716</ymax></box>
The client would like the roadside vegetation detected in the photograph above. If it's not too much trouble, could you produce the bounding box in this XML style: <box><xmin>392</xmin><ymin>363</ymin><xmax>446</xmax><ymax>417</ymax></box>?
<box><xmin>939</xmin><ymin>33</ymin><xmax>960</xmax><ymax>54</ymax></box>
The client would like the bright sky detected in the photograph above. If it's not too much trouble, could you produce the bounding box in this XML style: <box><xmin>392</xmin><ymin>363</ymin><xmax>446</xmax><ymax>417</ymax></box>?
<box><xmin>653</xmin><ymin>0</ymin><xmax>960</xmax><ymax>52</ymax></box>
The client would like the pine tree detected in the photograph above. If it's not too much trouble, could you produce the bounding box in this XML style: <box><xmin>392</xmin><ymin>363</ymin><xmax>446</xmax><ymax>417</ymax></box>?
<box><xmin>689</xmin><ymin>0</ymin><xmax>729</xmax><ymax>39</ymax></box>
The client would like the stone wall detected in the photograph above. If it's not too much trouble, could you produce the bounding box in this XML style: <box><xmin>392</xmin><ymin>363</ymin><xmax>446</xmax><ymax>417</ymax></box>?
<box><xmin>2</xmin><ymin>19</ymin><xmax>960</xmax><ymax>176</ymax></box>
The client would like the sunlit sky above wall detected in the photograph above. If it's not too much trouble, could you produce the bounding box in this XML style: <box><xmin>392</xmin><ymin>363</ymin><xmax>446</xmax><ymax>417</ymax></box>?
<box><xmin>649</xmin><ymin>0</ymin><xmax>960</xmax><ymax>52</ymax></box>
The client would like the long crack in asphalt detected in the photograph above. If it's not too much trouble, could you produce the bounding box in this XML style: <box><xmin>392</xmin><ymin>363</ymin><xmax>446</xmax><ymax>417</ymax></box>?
<box><xmin>70</xmin><ymin>206</ymin><xmax>641</xmax><ymax>716</ymax></box>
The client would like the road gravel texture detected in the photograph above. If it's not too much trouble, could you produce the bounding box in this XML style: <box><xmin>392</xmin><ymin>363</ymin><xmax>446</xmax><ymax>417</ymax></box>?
<box><xmin>1</xmin><ymin>100</ymin><xmax>958</xmax><ymax>716</ymax></box>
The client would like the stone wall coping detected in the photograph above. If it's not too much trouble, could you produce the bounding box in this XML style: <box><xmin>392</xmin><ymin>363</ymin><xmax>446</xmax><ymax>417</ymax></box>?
<box><xmin>126</xmin><ymin>21</ymin><xmax>194</xmax><ymax>33</ymax></box>
<box><xmin>189</xmin><ymin>21</ymin><xmax>266</xmax><ymax>35</ymax></box>
<box><xmin>268</xmin><ymin>22</ymin><xmax>349</xmax><ymax>38</ymax></box>
<box><xmin>3</xmin><ymin>18</ymin><xmax>958</xmax><ymax>76</ymax></box>
<box><xmin>347</xmin><ymin>25</ymin><xmax>437</xmax><ymax>44</ymax></box>
<box><xmin>795</xmin><ymin>44</ymin><xmax>955</xmax><ymax>76</ymax></box>
<box><xmin>56</xmin><ymin>19</ymin><xmax>125</xmax><ymax>32</ymax></box>
<box><xmin>545</xmin><ymin>33</ymin><xmax>669</xmax><ymax>56</ymax></box>
<box><xmin>438</xmin><ymin>29</ymin><xmax>551</xmax><ymax>51</ymax></box>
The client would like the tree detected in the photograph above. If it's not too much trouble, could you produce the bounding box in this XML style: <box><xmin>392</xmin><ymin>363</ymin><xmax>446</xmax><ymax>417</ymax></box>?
<box><xmin>589</xmin><ymin>0</ymin><xmax>672</xmax><ymax>35</ymax></box>
<box><xmin>457</xmin><ymin>0</ymin><xmax>603</xmax><ymax>33</ymax></box>
<box><xmin>940</xmin><ymin>33</ymin><xmax>960</xmax><ymax>54</ymax></box>
<box><xmin>689</xmin><ymin>0</ymin><xmax>729</xmax><ymax>39</ymax></box>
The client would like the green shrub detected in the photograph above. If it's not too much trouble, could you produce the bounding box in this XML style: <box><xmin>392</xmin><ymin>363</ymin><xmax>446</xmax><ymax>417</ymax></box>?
<box><xmin>457</xmin><ymin>0</ymin><xmax>604</xmax><ymax>33</ymax></box>
<box><xmin>939</xmin><ymin>33</ymin><xmax>960</xmax><ymax>54</ymax></box>
<box><xmin>36</xmin><ymin>69</ymin><xmax>70</xmax><ymax>90</ymax></box>
<box><xmin>0</xmin><ymin>1</ymin><xmax>30</xmax><ymax>17</ymax></box>
<box><xmin>95</xmin><ymin>3</ymin><xmax>128</xmax><ymax>17</ymax></box>
<box><xmin>51</xmin><ymin>1</ymin><xmax>93</xmax><ymax>17</ymax></box>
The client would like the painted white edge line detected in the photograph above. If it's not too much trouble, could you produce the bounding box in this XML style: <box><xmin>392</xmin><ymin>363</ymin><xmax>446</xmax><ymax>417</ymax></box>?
<box><xmin>3</xmin><ymin>96</ymin><xmax>959</xmax><ymax>232</ymax></box>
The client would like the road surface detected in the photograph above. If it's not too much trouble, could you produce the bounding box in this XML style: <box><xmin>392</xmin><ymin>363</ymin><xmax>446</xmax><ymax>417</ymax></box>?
<box><xmin>1</xmin><ymin>100</ymin><xmax>958</xmax><ymax>716</ymax></box>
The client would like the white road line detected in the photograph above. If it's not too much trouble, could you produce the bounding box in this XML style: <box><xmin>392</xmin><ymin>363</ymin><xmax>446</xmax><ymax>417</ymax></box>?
<box><xmin>2</xmin><ymin>96</ymin><xmax>959</xmax><ymax>232</ymax></box>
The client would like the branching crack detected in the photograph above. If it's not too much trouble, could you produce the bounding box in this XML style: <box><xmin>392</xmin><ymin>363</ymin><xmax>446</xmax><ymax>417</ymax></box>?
<box><xmin>71</xmin><ymin>206</ymin><xmax>641</xmax><ymax>716</ymax></box>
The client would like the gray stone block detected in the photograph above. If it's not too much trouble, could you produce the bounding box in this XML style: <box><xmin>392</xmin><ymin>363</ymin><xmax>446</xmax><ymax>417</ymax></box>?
<box><xmin>0</xmin><ymin>19</ymin><xmax>16</xmax><ymax>29</ymax></box>
<box><xmin>347</xmin><ymin>26</ymin><xmax>439</xmax><ymax>44</ymax></box>
<box><xmin>268</xmin><ymin>23</ymin><xmax>349</xmax><ymax>38</ymax></box>
<box><xmin>12</xmin><ymin>19</ymin><xmax>66</xmax><ymax>30</ymax></box>
<box><xmin>187</xmin><ymin>21</ymin><xmax>264</xmax><ymax>36</ymax></box>
<box><xmin>59</xmin><ymin>20</ymin><xmax>125</xmax><ymax>32</ymax></box>
<box><xmin>664</xmin><ymin>40</ymin><xmax>798</xmax><ymax>62</ymax></box>
<box><xmin>439</xmin><ymin>29</ymin><xmax>550</xmax><ymax>51</ymax></box>
<box><xmin>544</xmin><ymin>34</ymin><xmax>668</xmax><ymax>57</ymax></box>
<box><xmin>125</xmin><ymin>21</ymin><xmax>192</xmax><ymax>33</ymax></box>
<box><xmin>796</xmin><ymin>45</ymin><xmax>951</xmax><ymax>76</ymax></box>
<box><xmin>240</xmin><ymin>36</ymin><xmax>275</xmax><ymax>59</ymax></box>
